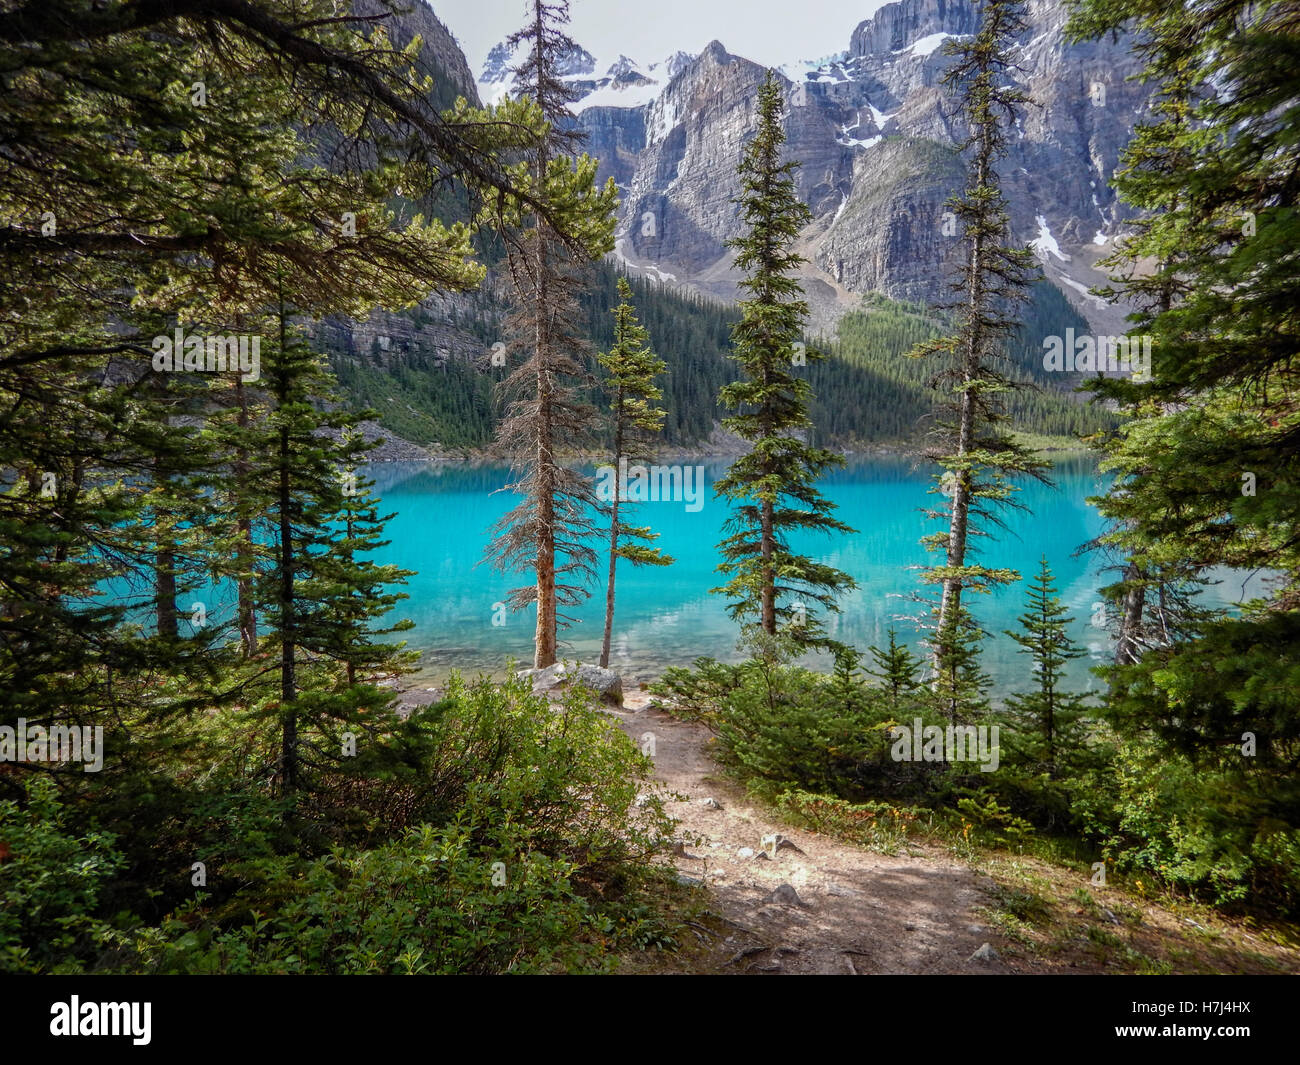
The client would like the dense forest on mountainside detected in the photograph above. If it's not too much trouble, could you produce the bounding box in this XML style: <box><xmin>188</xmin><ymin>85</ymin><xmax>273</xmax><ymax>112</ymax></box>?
<box><xmin>331</xmin><ymin>263</ymin><xmax>1110</xmax><ymax>450</ymax></box>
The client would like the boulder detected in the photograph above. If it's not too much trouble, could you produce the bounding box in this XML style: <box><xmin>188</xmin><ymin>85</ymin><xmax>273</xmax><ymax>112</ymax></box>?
<box><xmin>765</xmin><ymin>883</ymin><xmax>810</xmax><ymax>909</ymax></box>
<box><xmin>517</xmin><ymin>662</ymin><xmax>624</xmax><ymax>706</ymax></box>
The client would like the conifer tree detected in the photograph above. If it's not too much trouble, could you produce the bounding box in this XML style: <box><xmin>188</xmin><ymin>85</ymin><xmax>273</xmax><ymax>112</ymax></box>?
<box><xmin>250</xmin><ymin>294</ymin><xmax>416</xmax><ymax>797</ymax></box>
<box><xmin>1066</xmin><ymin>6</ymin><xmax>1210</xmax><ymax>670</ymax></box>
<box><xmin>867</xmin><ymin>628</ymin><xmax>924</xmax><ymax>710</ymax></box>
<box><xmin>1002</xmin><ymin>558</ymin><xmax>1090</xmax><ymax>778</ymax></box>
<box><xmin>713</xmin><ymin>71</ymin><xmax>856</xmax><ymax>649</ymax></box>
<box><xmin>482</xmin><ymin>0</ymin><xmax>618</xmax><ymax>669</ymax></box>
<box><xmin>911</xmin><ymin>0</ymin><xmax>1048</xmax><ymax>681</ymax></box>
<box><xmin>931</xmin><ymin>607</ymin><xmax>992</xmax><ymax>724</ymax></box>
<box><xmin>1067</xmin><ymin>0</ymin><xmax>1300</xmax><ymax>765</ymax></box>
<box><xmin>596</xmin><ymin>277</ymin><xmax>673</xmax><ymax>669</ymax></box>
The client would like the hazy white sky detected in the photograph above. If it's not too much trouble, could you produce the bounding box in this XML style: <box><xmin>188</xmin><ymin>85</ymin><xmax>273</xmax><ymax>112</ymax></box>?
<box><xmin>424</xmin><ymin>0</ymin><xmax>892</xmax><ymax>75</ymax></box>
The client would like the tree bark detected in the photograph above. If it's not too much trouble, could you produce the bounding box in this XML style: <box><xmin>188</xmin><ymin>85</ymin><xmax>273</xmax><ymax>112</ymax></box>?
<box><xmin>234</xmin><ymin>374</ymin><xmax>258</xmax><ymax>656</ymax></box>
<box><xmin>533</xmin><ymin>219</ymin><xmax>557</xmax><ymax>669</ymax></box>
<box><xmin>599</xmin><ymin>399</ymin><xmax>623</xmax><ymax>668</ymax></box>
<box><xmin>934</xmin><ymin>98</ymin><xmax>992</xmax><ymax>677</ymax></box>
<box><xmin>275</xmin><ymin>314</ymin><xmax>296</xmax><ymax>796</ymax></box>
<box><xmin>1115</xmin><ymin>560</ymin><xmax>1147</xmax><ymax>667</ymax></box>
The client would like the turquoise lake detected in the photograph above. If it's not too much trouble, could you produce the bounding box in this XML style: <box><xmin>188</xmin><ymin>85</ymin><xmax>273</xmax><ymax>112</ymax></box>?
<box><xmin>361</xmin><ymin>454</ymin><xmax>1265</xmax><ymax>699</ymax></box>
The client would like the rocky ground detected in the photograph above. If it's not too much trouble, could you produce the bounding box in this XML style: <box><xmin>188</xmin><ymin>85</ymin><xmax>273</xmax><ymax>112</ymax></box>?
<box><xmin>611</xmin><ymin>690</ymin><xmax>1031</xmax><ymax>975</ymax></box>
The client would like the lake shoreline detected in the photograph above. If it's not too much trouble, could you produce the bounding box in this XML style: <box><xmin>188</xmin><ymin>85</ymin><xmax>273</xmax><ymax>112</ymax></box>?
<box><xmin>363</xmin><ymin>430</ymin><xmax>1095</xmax><ymax>467</ymax></box>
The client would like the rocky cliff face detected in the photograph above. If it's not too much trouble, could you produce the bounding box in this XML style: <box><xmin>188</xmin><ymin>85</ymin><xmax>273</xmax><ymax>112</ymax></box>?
<box><xmin>354</xmin><ymin>0</ymin><xmax>478</xmax><ymax>103</ymax></box>
<box><xmin>306</xmin><ymin>2</ymin><xmax>494</xmax><ymax>380</ymax></box>
<box><xmin>570</xmin><ymin>0</ymin><xmax>1146</xmax><ymax>334</ymax></box>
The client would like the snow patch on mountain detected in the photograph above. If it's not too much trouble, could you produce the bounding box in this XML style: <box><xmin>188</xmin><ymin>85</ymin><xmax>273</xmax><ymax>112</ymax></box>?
<box><xmin>478</xmin><ymin>38</ymin><xmax>697</xmax><ymax>112</ymax></box>
<box><xmin>1056</xmin><ymin>272</ymin><xmax>1107</xmax><ymax>307</ymax></box>
<box><xmin>867</xmin><ymin>102</ymin><xmax>897</xmax><ymax>129</ymax></box>
<box><xmin>894</xmin><ymin>32</ymin><xmax>968</xmax><ymax>58</ymax></box>
<box><xmin>779</xmin><ymin>51</ymin><xmax>849</xmax><ymax>84</ymax></box>
<box><xmin>1030</xmin><ymin>215</ymin><xmax>1070</xmax><ymax>263</ymax></box>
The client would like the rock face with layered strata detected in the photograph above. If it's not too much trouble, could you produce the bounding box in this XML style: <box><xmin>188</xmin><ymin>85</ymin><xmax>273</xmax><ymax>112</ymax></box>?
<box><xmin>569</xmin><ymin>0</ymin><xmax>1147</xmax><ymax>332</ymax></box>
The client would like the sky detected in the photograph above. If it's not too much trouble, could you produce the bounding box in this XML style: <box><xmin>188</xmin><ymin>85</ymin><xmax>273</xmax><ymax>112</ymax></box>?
<box><xmin>424</xmin><ymin>0</ymin><xmax>892</xmax><ymax>76</ymax></box>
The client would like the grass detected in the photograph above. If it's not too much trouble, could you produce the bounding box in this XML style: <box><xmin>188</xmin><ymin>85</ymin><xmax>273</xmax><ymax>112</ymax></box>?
<box><xmin>977</xmin><ymin>849</ymin><xmax>1300</xmax><ymax>974</ymax></box>
<box><xmin>1009</xmin><ymin>429</ymin><xmax>1092</xmax><ymax>453</ymax></box>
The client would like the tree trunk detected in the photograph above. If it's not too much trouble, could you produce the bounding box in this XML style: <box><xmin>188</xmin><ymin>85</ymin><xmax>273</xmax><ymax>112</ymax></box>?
<box><xmin>346</xmin><ymin>509</ymin><xmax>357</xmax><ymax>687</ymax></box>
<box><xmin>760</xmin><ymin>496</ymin><xmax>776</xmax><ymax>634</ymax></box>
<box><xmin>151</xmin><ymin>374</ymin><xmax>179</xmax><ymax>639</ymax></box>
<box><xmin>760</xmin><ymin>359</ymin><xmax>776</xmax><ymax>635</ymax></box>
<box><xmin>933</xmin><ymin>109</ymin><xmax>992</xmax><ymax>678</ymax></box>
<box><xmin>278</xmin><ymin>449</ymin><xmax>295</xmax><ymax>794</ymax></box>
<box><xmin>155</xmin><ymin>542</ymin><xmax>179</xmax><ymax>639</ymax></box>
<box><xmin>1115</xmin><ymin>560</ymin><xmax>1147</xmax><ymax>666</ymax></box>
<box><xmin>599</xmin><ymin>404</ymin><xmax>623</xmax><ymax>668</ymax></box>
<box><xmin>275</xmin><ymin>317</ymin><xmax>297</xmax><ymax>796</ymax></box>
<box><xmin>234</xmin><ymin>374</ymin><xmax>258</xmax><ymax>656</ymax></box>
<box><xmin>533</xmin><ymin>219</ymin><xmax>557</xmax><ymax>669</ymax></box>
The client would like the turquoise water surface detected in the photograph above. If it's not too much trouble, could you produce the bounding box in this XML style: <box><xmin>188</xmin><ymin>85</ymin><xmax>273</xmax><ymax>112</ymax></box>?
<box><xmin>364</xmin><ymin>453</ymin><xmax>1243</xmax><ymax>699</ymax></box>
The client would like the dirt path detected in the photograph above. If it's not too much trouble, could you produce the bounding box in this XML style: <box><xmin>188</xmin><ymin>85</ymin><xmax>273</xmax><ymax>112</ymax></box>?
<box><xmin>610</xmin><ymin>692</ymin><xmax>1043</xmax><ymax>975</ymax></box>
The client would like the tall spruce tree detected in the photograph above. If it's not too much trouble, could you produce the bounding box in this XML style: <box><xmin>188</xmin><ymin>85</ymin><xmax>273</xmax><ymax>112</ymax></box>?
<box><xmin>712</xmin><ymin>71</ymin><xmax>856</xmax><ymax>649</ymax></box>
<box><xmin>1066</xmin><ymin>0</ymin><xmax>1300</xmax><ymax>770</ymax></box>
<box><xmin>1067</xmin><ymin>4</ymin><xmax>1211</xmax><ymax>670</ymax></box>
<box><xmin>911</xmin><ymin>0</ymin><xmax>1048</xmax><ymax>684</ymax></box>
<box><xmin>482</xmin><ymin>0</ymin><xmax>618</xmax><ymax>669</ymax></box>
<box><xmin>596</xmin><ymin>277</ymin><xmax>673</xmax><ymax>669</ymax></box>
<box><xmin>250</xmin><ymin>294</ymin><xmax>416</xmax><ymax>798</ymax></box>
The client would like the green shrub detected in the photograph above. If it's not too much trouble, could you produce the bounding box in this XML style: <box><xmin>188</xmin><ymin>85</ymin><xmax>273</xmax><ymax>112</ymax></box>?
<box><xmin>653</xmin><ymin>646</ymin><xmax>957</xmax><ymax>802</ymax></box>
<box><xmin>654</xmin><ymin>646</ymin><xmax>892</xmax><ymax>797</ymax></box>
<box><xmin>774</xmin><ymin>789</ymin><xmax>920</xmax><ymax>853</ymax></box>
<box><xmin>0</xmin><ymin>776</ymin><xmax>124</xmax><ymax>973</ymax></box>
<box><xmin>125</xmin><ymin>823</ymin><xmax>604</xmax><ymax>974</ymax></box>
<box><xmin>114</xmin><ymin>673</ymin><xmax>677</xmax><ymax>973</ymax></box>
<box><xmin>1074</xmin><ymin>737</ymin><xmax>1300</xmax><ymax>913</ymax></box>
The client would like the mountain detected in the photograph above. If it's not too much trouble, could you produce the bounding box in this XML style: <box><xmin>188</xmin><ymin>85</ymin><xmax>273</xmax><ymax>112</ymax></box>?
<box><xmin>477</xmin><ymin>37</ymin><xmax>698</xmax><ymax>113</ymax></box>
<box><xmin>572</xmin><ymin>0</ymin><xmax>1146</xmax><ymax>335</ymax></box>
<box><xmin>353</xmin><ymin>0</ymin><xmax>477</xmax><ymax>105</ymax></box>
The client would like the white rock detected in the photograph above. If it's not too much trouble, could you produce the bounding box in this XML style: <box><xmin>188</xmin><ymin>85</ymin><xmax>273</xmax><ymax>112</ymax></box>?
<box><xmin>517</xmin><ymin>662</ymin><xmax>623</xmax><ymax>706</ymax></box>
